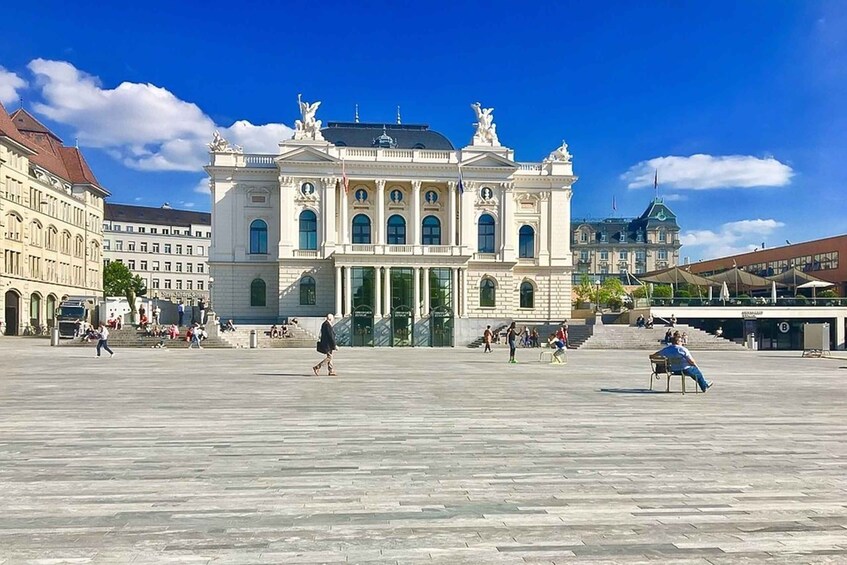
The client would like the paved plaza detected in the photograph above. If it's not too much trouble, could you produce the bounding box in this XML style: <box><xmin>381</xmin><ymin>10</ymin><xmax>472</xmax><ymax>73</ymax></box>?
<box><xmin>1</xmin><ymin>340</ymin><xmax>846</xmax><ymax>564</ymax></box>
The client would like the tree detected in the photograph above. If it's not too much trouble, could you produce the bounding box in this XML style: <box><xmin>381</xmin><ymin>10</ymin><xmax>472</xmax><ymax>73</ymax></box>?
<box><xmin>598</xmin><ymin>278</ymin><xmax>626</xmax><ymax>310</ymax></box>
<box><xmin>573</xmin><ymin>274</ymin><xmax>594</xmax><ymax>307</ymax></box>
<box><xmin>103</xmin><ymin>262</ymin><xmax>147</xmax><ymax>324</ymax></box>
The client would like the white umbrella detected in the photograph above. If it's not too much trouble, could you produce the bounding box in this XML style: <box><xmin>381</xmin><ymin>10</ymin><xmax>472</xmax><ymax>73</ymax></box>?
<box><xmin>796</xmin><ymin>280</ymin><xmax>834</xmax><ymax>299</ymax></box>
<box><xmin>708</xmin><ymin>286</ymin><xmax>713</xmax><ymax>301</ymax></box>
<box><xmin>720</xmin><ymin>281</ymin><xmax>730</xmax><ymax>302</ymax></box>
<box><xmin>771</xmin><ymin>281</ymin><xmax>777</xmax><ymax>303</ymax></box>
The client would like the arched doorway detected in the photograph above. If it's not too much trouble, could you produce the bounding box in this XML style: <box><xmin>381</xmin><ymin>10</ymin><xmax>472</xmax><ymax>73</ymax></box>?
<box><xmin>390</xmin><ymin>305</ymin><xmax>414</xmax><ymax>346</ymax></box>
<box><xmin>430</xmin><ymin>306</ymin><xmax>454</xmax><ymax>347</ymax></box>
<box><xmin>46</xmin><ymin>295</ymin><xmax>57</xmax><ymax>328</ymax></box>
<box><xmin>4</xmin><ymin>290</ymin><xmax>20</xmax><ymax>335</ymax></box>
<box><xmin>351</xmin><ymin>304</ymin><xmax>374</xmax><ymax>347</ymax></box>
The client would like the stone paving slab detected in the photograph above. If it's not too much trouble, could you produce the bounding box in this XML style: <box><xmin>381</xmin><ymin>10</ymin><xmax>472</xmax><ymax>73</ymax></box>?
<box><xmin>0</xmin><ymin>340</ymin><xmax>845</xmax><ymax>564</ymax></box>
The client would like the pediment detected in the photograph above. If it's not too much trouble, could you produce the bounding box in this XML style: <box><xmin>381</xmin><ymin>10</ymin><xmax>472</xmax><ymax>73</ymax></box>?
<box><xmin>461</xmin><ymin>152</ymin><xmax>518</xmax><ymax>169</ymax></box>
<box><xmin>277</xmin><ymin>146</ymin><xmax>339</xmax><ymax>163</ymax></box>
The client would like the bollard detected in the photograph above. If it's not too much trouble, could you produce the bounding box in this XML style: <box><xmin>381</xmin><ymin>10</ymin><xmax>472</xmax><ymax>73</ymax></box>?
<box><xmin>249</xmin><ymin>329</ymin><xmax>258</xmax><ymax>349</ymax></box>
<box><xmin>50</xmin><ymin>327</ymin><xmax>60</xmax><ymax>346</ymax></box>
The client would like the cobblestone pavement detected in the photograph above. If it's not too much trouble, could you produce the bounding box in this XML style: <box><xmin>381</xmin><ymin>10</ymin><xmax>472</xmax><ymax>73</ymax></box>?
<box><xmin>1</xmin><ymin>339</ymin><xmax>846</xmax><ymax>564</ymax></box>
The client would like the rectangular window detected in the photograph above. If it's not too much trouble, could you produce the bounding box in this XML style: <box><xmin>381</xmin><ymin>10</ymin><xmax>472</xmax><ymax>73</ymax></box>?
<box><xmin>206</xmin><ymin>231</ymin><xmax>211</xmax><ymax>238</ymax></box>
<box><xmin>175</xmin><ymin>263</ymin><xmax>182</xmax><ymax>272</ymax></box>
<box><xmin>128</xmin><ymin>260</ymin><xmax>136</xmax><ymax>270</ymax></box>
<box><xmin>127</xmin><ymin>241</ymin><xmax>136</xmax><ymax>251</ymax></box>
<box><xmin>115</xmin><ymin>240</ymin><xmax>123</xmax><ymax>251</ymax></box>
<box><xmin>164</xmin><ymin>279</ymin><xmax>172</xmax><ymax>289</ymax></box>
<box><xmin>126</xmin><ymin>226</ymin><xmax>134</xmax><ymax>233</ymax></box>
<box><xmin>635</xmin><ymin>250</ymin><xmax>646</xmax><ymax>262</ymax></box>
<box><xmin>186</xmin><ymin>280</ymin><xmax>193</xmax><ymax>290</ymax></box>
<box><xmin>580</xmin><ymin>231</ymin><xmax>588</xmax><ymax>242</ymax></box>
<box><xmin>164</xmin><ymin>244</ymin><xmax>172</xmax><ymax>254</ymax></box>
<box><xmin>600</xmin><ymin>233</ymin><xmax>607</xmax><ymax>242</ymax></box>
<box><xmin>197</xmin><ymin>280</ymin><xmax>204</xmax><ymax>290</ymax></box>
<box><xmin>114</xmin><ymin>225</ymin><xmax>122</xmax><ymax>232</ymax></box>
<box><xmin>152</xmin><ymin>243</ymin><xmax>160</xmax><ymax>253</ymax></box>
<box><xmin>658</xmin><ymin>249</ymin><xmax>668</xmax><ymax>260</ymax></box>
<box><xmin>580</xmin><ymin>251</ymin><xmax>589</xmax><ymax>261</ymax></box>
<box><xmin>196</xmin><ymin>246</ymin><xmax>204</xmax><ymax>255</ymax></box>
<box><xmin>600</xmin><ymin>250</ymin><xmax>608</xmax><ymax>260</ymax></box>
<box><xmin>187</xmin><ymin>245</ymin><xmax>193</xmax><ymax>255</ymax></box>
<box><xmin>140</xmin><ymin>242</ymin><xmax>147</xmax><ymax>252</ymax></box>
<box><xmin>103</xmin><ymin>240</ymin><xmax>111</xmax><ymax>250</ymax></box>
<box><xmin>351</xmin><ymin>267</ymin><xmax>375</xmax><ymax>308</ymax></box>
<box><xmin>195</xmin><ymin>231</ymin><xmax>202</xmax><ymax>238</ymax></box>
<box><xmin>176</xmin><ymin>280</ymin><xmax>183</xmax><ymax>290</ymax></box>
<box><xmin>186</xmin><ymin>263</ymin><xmax>193</xmax><ymax>273</ymax></box>
<box><xmin>197</xmin><ymin>263</ymin><xmax>204</xmax><ymax>273</ymax></box>
<box><xmin>164</xmin><ymin>262</ymin><xmax>172</xmax><ymax>271</ymax></box>
<box><xmin>619</xmin><ymin>251</ymin><xmax>628</xmax><ymax>260</ymax></box>
<box><xmin>150</xmin><ymin>228</ymin><xmax>157</xmax><ymax>234</ymax></box>
<box><xmin>162</xmin><ymin>229</ymin><xmax>169</xmax><ymax>235</ymax></box>
<box><xmin>176</xmin><ymin>244</ymin><xmax>182</xmax><ymax>254</ymax></box>
<box><xmin>140</xmin><ymin>261</ymin><xmax>148</xmax><ymax>270</ymax></box>
<box><xmin>152</xmin><ymin>278</ymin><xmax>159</xmax><ymax>289</ymax></box>
<box><xmin>139</xmin><ymin>227</ymin><xmax>146</xmax><ymax>233</ymax></box>
<box><xmin>153</xmin><ymin>261</ymin><xmax>160</xmax><ymax>271</ymax></box>
<box><xmin>428</xmin><ymin>267</ymin><xmax>452</xmax><ymax>310</ymax></box>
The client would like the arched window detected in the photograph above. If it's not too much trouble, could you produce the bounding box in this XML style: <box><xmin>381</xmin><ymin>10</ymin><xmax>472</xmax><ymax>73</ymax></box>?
<box><xmin>61</xmin><ymin>231</ymin><xmax>71</xmax><ymax>254</ymax></box>
<box><xmin>478</xmin><ymin>214</ymin><xmax>495</xmax><ymax>253</ymax></box>
<box><xmin>387</xmin><ymin>215</ymin><xmax>406</xmax><ymax>245</ymax></box>
<box><xmin>30</xmin><ymin>221</ymin><xmax>42</xmax><ymax>247</ymax></box>
<box><xmin>479</xmin><ymin>278</ymin><xmax>496</xmax><ymax>307</ymax></box>
<box><xmin>519</xmin><ymin>225</ymin><xmax>535</xmax><ymax>258</ymax></box>
<box><xmin>249</xmin><ymin>219</ymin><xmax>268</xmax><ymax>254</ymax></box>
<box><xmin>250</xmin><ymin>278</ymin><xmax>266</xmax><ymax>307</ymax></box>
<box><xmin>46</xmin><ymin>295</ymin><xmax>57</xmax><ymax>326</ymax></box>
<box><xmin>352</xmin><ymin>214</ymin><xmax>371</xmax><ymax>244</ymax></box>
<box><xmin>520</xmin><ymin>281</ymin><xmax>534</xmax><ymax>308</ymax></box>
<box><xmin>422</xmin><ymin>215</ymin><xmax>441</xmax><ymax>245</ymax></box>
<box><xmin>299</xmin><ymin>210</ymin><xmax>317</xmax><ymax>250</ymax></box>
<box><xmin>300</xmin><ymin>276</ymin><xmax>316</xmax><ymax>305</ymax></box>
<box><xmin>30</xmin><ymin>293</ymin><xmax>42</xmax><ymax>325</ymax></box>
<box><xmin>75</xmin><ymin>236</ymin><xmax>84</xmax><ymax>258</ymax></box>
<box><xmin>5</xmin><ymin>214</ymin><xmax>22</xmax><ymax>241</ymax></box>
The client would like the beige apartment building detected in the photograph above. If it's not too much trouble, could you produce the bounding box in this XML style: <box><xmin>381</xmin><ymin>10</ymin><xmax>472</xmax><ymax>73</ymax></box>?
<box><xmin>0</xmin><ymin>104</ymin><xmax>108</xmax><ymax>335</ymax></box>
<box><xmin>102</xmin><ymin>203</ymin><xmax>211</xmax><ymax>306</ymax></box>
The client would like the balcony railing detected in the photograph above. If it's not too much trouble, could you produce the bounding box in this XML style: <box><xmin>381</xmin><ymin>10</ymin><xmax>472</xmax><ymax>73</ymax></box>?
<box><xmin>293</xmin><ymin>250</ymin><xmax>319</xmax><ymax>258</ymax></box>
<box><xmin>644</xmin><ymin>297</ymin><xmax>847</xmax><ymax>308</ymax></box>
<box><xmin>338</xmin><ymin>244</ymin><xmax>464</xmax><ymax>256</ymax></box>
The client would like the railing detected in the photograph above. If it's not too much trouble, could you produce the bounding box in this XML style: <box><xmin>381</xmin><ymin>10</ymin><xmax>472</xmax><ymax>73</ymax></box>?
<box><xmin>244</xmin><ymin>155</ymin><xmax>276</xmax><ymax>167</ymax></box>
<box><xmin>646</xmin><ymin>297</ymin><xmax>847</xmax><ymax>308</ymax></box>
<box><xmin>387</xmin><ymin>245</ymin><xmax>414</xmax><ymax>254</ymax></box>
<box><xmin>518</xmin><ymin>162</ymin><xmax>543</xmax><ymax>171</ymax></box>
<box><xmin>350</xmin><ymin>244</ymin><xmax>375</xmax><ymax>253</ymax></box>
<box><xmin>293</xmin><ymin>250</ymin><xmax>319</xmax><ymax>258</ymax></box>
<box><xmin>423</xmin><ymin>245</ymin><xmax>451</xmax><ymax>254</ymax></box>
<box><xmin>339</xmin><ymin>244</ymin><xmax>462</xmax><ymax>256</ymax></box>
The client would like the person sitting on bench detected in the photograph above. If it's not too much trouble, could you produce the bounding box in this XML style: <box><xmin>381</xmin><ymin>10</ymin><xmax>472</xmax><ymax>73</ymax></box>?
<box><xmin>655</xmin><ymin>335</ymin><xmax>713</xmax><ymax>392</ymax></box>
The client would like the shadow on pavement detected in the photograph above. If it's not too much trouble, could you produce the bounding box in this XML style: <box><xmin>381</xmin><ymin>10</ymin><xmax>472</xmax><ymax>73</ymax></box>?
<box><xmin>599</xmin><ymin>388</ymin><xmax>667</xmax><ymax>394</ymax></box>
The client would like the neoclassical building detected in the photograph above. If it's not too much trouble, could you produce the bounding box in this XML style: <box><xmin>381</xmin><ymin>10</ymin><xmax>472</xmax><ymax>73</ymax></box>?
<box><xmin>0</xmin><ymin>104</ymin><xmax>107</xmax><ymax>335</ymax></box>
<box><xmin>206</xmin><ymin>100</ymin><xmax>576</xmax><ymax>345</ymax></box>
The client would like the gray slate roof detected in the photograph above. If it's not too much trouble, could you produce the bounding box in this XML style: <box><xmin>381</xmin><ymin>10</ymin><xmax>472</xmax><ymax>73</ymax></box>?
<box><xmin>105</xmin><ymin>203</ymin><xmax>211</xmax><ymax>227</ymax></box>
<box><xmin>321</xmin><ymin>122</ymin><xmax>454</xmax><ymax>150</ymax></box>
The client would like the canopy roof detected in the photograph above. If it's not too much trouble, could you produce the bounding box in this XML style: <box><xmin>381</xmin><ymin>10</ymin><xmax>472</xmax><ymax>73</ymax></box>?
<box><xmin>706</xmin><ymin>267</ymin><xmax>785</xmax><ymax>290</ymax></box>
<box><xmin>640</xmin><ymin>266</ymin><xmax>716</xmax><ymax>286</ymax></box>
<box><xmin>766</xmin><ymin>267</ymin><xmax>827</xmax><ymax>287</ymax></box>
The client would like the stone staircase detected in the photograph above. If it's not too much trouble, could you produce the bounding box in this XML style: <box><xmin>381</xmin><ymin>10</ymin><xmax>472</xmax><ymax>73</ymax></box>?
<box><xmin>578</xmin><ymin>324</ymin><xmax>746</xmax><ymax>350</ymax></box>
<box><xmin>217</xmin><ymin>324</ymin><xmax>317</xmax><ymax>349</ymax></box>
<box><xmin>466</xmin><ymin>320</ymin><xmax>594</xmax><ymax>349</ymax></box>
<box><xmin>466</xmin><ymin>322</ymin><xmax>512</xmax><ymax>348</ymax></box>
<box><xmin>60</xmin><ymin>327</ymin><xmax>233</xmax><ymax>349</ymax></box>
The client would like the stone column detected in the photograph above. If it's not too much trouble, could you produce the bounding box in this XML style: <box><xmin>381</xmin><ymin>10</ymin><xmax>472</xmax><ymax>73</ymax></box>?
<box><xmin>447</xmin><ymin>181</ymin><xmax>457</xmax><ymax>247</ymax></box>
<box><xmin>538</xmin><ymin>193</ymin><xmax>550</xmax><ymax>266</ymax></box>
<box><xmin>421</xmin><ymin>266</ymin><xmax>430</xmax><ymax>317</ymax></box>
<box><xmin>502</xmin><ymin>188</ymin><xmax>516</xmax><ymax>261</ymax></box>
<box><xmin>374</xmin><ymin>267</ymin><xmax>383</xmax><ymax>318</ymax></box>
<box><xmin>335</xmin><ymin>266</ymin><xmax>343</xmax><ymax>317</ymax></box>
<box><xmin>321</xmin><ymin>177</ymin><xmax>337</xmax><ymax>254</ymax></box>
<box><xmin>278</xmin><ymin>176</ymin><xmax>296</xmax><ymax>258</ymax></box>
<box><xmin>413</xmin><ymin>266</ymin><xmax>421</xmax><ymax>319</ymax></box>
<box><xmin>451</xmin><ymin>267</ymin><xmax>459</xmax><ymax>315</ymax></box>
<box><xmin>460</xmin><ymin>267</ymin><xmax>469</xmax><ymax>318</ymax></box>
<box><xmin>375</xmin><ymin>179</ymin><xmax>386</xmax><ymax>246</ymax></box>
<box><xmin>411</xmin><ymin>180</ymin><xmax>421</xmax><ymax>247</ymax></box>
<box><xmin>340</xmin><ymin>184</ymin><xmax>349</xmax><ymax>246</ymax></box>
<box><xmin>383</xmin><ymin>265</ymin><xmax>391</xmax><ymax>315</ymax></box>
<box><xmin>344</xmin><ymin>265</ymin><xmax>353</xmax><ymax>316</ymax></box>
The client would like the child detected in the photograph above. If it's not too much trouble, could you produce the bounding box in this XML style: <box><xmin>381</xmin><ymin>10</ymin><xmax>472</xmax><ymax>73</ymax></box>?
<box><xmin>548</xmin><ymin>333</ymin><xmax>566</xmax><ymax>364</ymax></box>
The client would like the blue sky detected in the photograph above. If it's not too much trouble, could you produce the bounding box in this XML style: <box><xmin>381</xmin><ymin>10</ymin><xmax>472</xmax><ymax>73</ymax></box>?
<box><xmin>1</xmin><ymin>0</ymin><xmax>845</xmax><ymax>260</ymax></box>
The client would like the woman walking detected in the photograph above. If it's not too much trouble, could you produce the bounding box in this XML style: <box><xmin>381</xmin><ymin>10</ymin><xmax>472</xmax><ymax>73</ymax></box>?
<box><xmin>507</xmin><ymin>322</ymin><xmax>518</xmax><ymax>364</ymax></box>
<box><xmin>313</xmin><ymin>314</ymin><xmax>338</xmax><ymax>376</ymax></box>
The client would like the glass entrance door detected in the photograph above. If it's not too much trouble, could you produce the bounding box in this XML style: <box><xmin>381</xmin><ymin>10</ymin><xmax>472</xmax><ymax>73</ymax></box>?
<box><xmin>352</xmin><ymin>304</ymin><xmax>374</xmax><ymax>347</ymax></box>
<box><xmin>430</xmin><ymin>306</ymin><xmax>453</xmax><ymax>347</ymax></box>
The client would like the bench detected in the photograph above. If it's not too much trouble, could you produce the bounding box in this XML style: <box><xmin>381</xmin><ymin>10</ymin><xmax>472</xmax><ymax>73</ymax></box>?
<box><xmin>649</xmin><ymin>354</ymin><xmax>699</xmax><ymax>394</ymax></box>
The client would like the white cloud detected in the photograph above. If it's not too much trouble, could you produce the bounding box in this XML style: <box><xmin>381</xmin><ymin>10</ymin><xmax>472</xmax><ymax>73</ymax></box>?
<box><xmin>622</xmin><ymin>154</ymin><xmax>793</xmax><ymax>190</ymax></box>
<box><xmin>25</xmin><ymin>59</ymin><xmax>294</xmax><ymax>172</ymax></box>
<box><xmin>0</xmin><ymin>66</ymin><xmax>27</xmax><ymax>105</ymax></box>
<box><xmin>681</xmin><ymin>218</ymin><xmax>785</xmax><ymax>260</ymax></box>
<box><xmin>194</xmin><ymin>177</ymin><xmax>211</xmax><ymax>195</ymax></box>
<box><xmin>661</xmin><ymin>193</ymin><xmax>688</xmax><ymax>202</ymax></box>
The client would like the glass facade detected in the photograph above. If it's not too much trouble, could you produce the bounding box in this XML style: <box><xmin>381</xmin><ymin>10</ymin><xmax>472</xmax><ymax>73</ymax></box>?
<box><xmin>352</xmin><ymin>267</ymin><xmax>375</xmax><ymax>308</ymax></box>
<box><xmin>429</xmin><ymin>268</ymin><xmax>452</xmax><ymax>310</ymax></box>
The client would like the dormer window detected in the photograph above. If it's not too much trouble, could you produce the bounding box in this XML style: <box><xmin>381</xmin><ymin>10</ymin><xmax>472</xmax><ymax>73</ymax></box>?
<box><xmin>579</xmin><ymin>231</ymin><xmax>588</xmax><ymax>243</ymax></box>
<box><xmin>636</xmin><ymin>231</ymin><xmax>644</xmax><ymax>242</ymax></box>
<box><xmin>619</xmin><ymin>232</ymin><xmax>626</xmax><ymax>242</ymax></box>
<box><xmin>600</xmin><ymin>232</ymin><xmax>607</xmax><ymax>242</ymax></box>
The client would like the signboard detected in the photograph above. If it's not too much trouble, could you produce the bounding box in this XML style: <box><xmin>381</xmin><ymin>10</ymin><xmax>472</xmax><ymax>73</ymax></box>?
<box><xmin>742</xmin><ymin>311</ymin><xmax>763</xmax><ymax>319</ymax></box>
<box><xmin>778</xmin><ymin>321</ymin><xmax>790</xmax><ymax>334</ymax></box>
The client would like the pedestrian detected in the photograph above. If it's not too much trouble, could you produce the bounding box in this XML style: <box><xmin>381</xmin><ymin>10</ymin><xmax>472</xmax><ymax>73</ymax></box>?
<box><xmin>556</xmin><ymin>323</ymin><xmax>568</xmax><ymax>349</ymax></box>
<box><xmin>313</xmin><ymin>314</ymin><xmax>338</xmax><ymax>376</ymax></box>
<box><xmin>197</xmin><ymin>299</ymin><xmax>206</xmax><ymax>325</ymax></box>
<box><xmin>152</xmin><ymin>304</ymin><xmax>161</xmax><ymax>325</ymax></box>
<box><xmin>547</xmin><ymin>332</ymin><xmax>566</xmax><ymax>364</ymax></box>
<box><xmin>188</xmin><ymin>323</ymin><xmax>203</xmax><ymax>349</ymax></box>
<box><xmin>177</xmin><ymin>301</ymin><xmax>185</xmax><ymax>327</ymax></box>
<box><xmin>507</xmin><ymin>321</ymin><xmax>518</xmax><ymax>364</ymax></box>
<box><xmin>139</xmin><ymin>305</ymin><xmax>146</xmax><ymax>324</ymax></box>
<box><xmin>483</xmin><ymin>325</ymin><xmax>493</xmax><ymax>353</ymax></box>
<box><xmin>95</xmin><ymin>324</ymin><xmax>114</xmax><ymax>358</ymax></box>
<box><xmin>655</xmin><ymin>334</ymin><xmax>713</xmax><ymax>392</ymax></box>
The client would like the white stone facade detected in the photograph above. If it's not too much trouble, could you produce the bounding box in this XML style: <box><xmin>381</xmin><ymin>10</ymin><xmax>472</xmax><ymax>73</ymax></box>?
<box><xmin>206</xmin><ymin>104</ymin><xmax>576</xmax><ymax>345</ymax></box>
